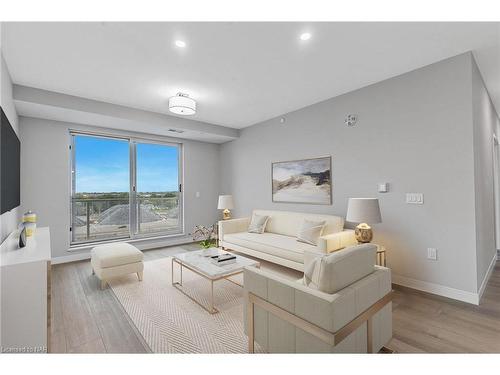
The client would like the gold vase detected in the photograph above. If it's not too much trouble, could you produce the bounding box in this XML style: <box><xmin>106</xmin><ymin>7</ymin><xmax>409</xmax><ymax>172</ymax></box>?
<box><xmin>355</xmin><ymin>223</ymin><xmax>373</xmax><ymax>243</ymax></box>
<box><xmin>222</xmin><ymin>209</ymin><xmax>232</xmax><ymax>220</ymax></box>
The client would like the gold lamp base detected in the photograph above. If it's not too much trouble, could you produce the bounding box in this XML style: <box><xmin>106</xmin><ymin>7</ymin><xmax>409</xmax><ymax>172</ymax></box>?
<box><xmin>355</xmin><ymin>223</ymin><xmax>373</xmax><ymax>243</ymax></box>
<box><xmin>222</xmin><ymin>209</ymin><xmax>232</xmax><ymax>220</ymax></box>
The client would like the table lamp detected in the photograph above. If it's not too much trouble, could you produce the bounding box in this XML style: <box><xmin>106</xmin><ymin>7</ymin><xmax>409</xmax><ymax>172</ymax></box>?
<box><xmin>218</xmin><ymin>195</ymin><xmax>234</xmax><ymax>220</ymax></box>
<box><xmin>346</xmin><ymin>198</ymin><xmax>382</xmax><ymax>243</ymax></box>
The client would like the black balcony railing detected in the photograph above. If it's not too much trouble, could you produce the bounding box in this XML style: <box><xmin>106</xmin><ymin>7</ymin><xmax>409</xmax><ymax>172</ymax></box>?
<box><xmin>71</xmin><ymin>196</ymin><xmax>179</xmax><ymax>242</ymax></box>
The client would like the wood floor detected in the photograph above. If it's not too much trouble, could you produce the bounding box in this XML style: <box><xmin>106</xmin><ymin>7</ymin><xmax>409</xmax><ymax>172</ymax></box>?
<box><xmin>390</xmin><ymin>261</ymin><xmax>500</xmax><ymax>353</ymax></box>
<box><xmin>49</xmin><ymin>245</ymin><xmax>500</xmax><ymax>353</ymax></box>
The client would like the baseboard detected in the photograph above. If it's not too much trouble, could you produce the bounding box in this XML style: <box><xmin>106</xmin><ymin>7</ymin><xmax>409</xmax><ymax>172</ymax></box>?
<box><xmin>68</xmin><ymin>233</ymin><xmax>191</xmax><ymax>253</ymax></box>
<box><xmin>51</xmin><ymin>238</ymin><xmax>196</xmax><ymax>265</ymax></box>
<box><xmin>478</xmin><ymin>253</ymin><xmax>498</xmax><ymax>302</ymax></box>
<box><xmin>392</xmin><ymin>274</ymin><xmax>479</xmax><ymax>305</ymax></box>
<box><xmin>51</xmin><ymin>251</ymin><xmax>91</xmax><ymax>264</ymax></box>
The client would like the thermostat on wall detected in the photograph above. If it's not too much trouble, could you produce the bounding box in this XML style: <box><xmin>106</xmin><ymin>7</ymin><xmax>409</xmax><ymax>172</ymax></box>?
<box><xmin>378</xmin><ymin>183</ymin><xmax>389</xmax><ymax>193</ymax></box>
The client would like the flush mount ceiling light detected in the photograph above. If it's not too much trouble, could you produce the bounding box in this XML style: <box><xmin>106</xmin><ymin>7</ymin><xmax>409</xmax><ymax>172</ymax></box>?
<box><xmin>169</xmin><ymin>93</ymin><xmax>196</xmax><ymax>115</ymax></box>
<box><xmin>299</xmin><ymin>32</ymin><xmax>312</xmax><ymax>41</ymax></box>
<box><xmin>175</xmin><ymin>40</ymin><xmax>186</xmax><ymax>48</ymax></box>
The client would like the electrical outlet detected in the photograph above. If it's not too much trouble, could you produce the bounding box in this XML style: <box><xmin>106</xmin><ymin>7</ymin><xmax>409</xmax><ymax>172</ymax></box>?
<box><xmin>427</xmin><ymin>247</ymin><xmax>437</xmax><ymax>260</ymax></box>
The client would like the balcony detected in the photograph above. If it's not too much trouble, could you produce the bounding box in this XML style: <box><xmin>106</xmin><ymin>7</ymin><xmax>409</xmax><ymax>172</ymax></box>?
<box><xmin>71</xmin><ymin>196</ymin><xmax>180</xmax><ymax>243</ymax></box>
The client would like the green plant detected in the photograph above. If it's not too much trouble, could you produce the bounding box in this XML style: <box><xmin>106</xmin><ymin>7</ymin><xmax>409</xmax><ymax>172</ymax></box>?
<box><xmin>198</xmin><ymin>239</ymin><xmax>216</xmax><ymax>249</ymax></box>
<box><xmin>192</xmin><ymin>224</ymin><xmax>217</xmax><ymax>249</ymax></box>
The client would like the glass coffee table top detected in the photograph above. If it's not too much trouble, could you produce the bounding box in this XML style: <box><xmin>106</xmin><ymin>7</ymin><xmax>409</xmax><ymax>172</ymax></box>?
<box><xmin>172</xmin><ymin>247</ymin><xmax>260</xmax><ymax>279</ymax></box>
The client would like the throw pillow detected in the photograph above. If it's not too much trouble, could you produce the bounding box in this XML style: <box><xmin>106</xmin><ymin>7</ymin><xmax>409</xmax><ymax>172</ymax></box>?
<box><xmin>296</xmin><ymin>219</ymin><xmax>326</xmax><ymax>245</ymax></box>
<box><xmin>248</xmin><ymin>214</ymin><xmax>270</xmax><ymax>234</ymax></box>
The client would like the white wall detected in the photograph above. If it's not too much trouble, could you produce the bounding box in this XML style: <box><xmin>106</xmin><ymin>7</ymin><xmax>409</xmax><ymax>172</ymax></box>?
<box><xmin>220</xmin><ymin>53</ymin><xmax>481</xmax><ymax>299</ymax></box>
<box><xmin>19</xmin><ymin>117</ymin><xmax>221</xmax><ymax>260</ymax></box>
<box><xmin>0</xmin><ymin>49</ymin><xmax>20</xmax><ymax>243</ymax></box>
<box><xmin>471</xmin><ymin>56</ymin><xmax>500</xmax><ymax>292</ymax></box>
<box><xmin>12</xmin><ymin>50</ymin><xmax>499</xmax><ymax>303</ymax></box>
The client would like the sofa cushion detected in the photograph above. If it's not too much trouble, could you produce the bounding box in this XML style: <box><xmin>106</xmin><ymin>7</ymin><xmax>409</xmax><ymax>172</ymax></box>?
<box><xmin>297</xmin><ymin>219</ymin><xmax>326</xmax><ymax>245</ymax></box>
<box><xmin>224</xmin><ymin>232</ymin><xmax>316</xmax><ymax>263</ymax></box>
<box><xmin>303</xmin><ymin>244</ymin><xmax>376</xmax><ymax>293</ymax></box>
<box><xmin>248</xmin><ymin>214</ymin><xmax>270</xmax><ymax>234</ymax></box>
<box><xmin>253</xmin><ymin>209</ymin><xmax>344</xmax><ymax>237</ymax></box>
<box><xmin>91</xmin><ymin>242</ymin><xmax>144</xmax><ymax>269</ymax></box>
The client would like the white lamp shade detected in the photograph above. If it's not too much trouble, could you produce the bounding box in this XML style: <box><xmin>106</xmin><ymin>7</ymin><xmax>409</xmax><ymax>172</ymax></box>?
<box><xmin>346</xmin><ymin>198</ymin><xmax>382</xmax><ymax>224</ymax></box>
<box><xmin>169</xmin><ymin>94</ymin><xmax>196</xmax><ymax>115</ymax></box>
<box><xmin>218</xmin><ymin>195</ymin><xmax>234</xmax><ymax>209</ymax></box>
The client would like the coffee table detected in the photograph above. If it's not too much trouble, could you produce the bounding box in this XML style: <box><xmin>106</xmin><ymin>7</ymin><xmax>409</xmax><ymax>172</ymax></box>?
<box><xmin>171</xmin><ymin>248</ymin><xmax>260</xmax><ymax>314</ymax></box>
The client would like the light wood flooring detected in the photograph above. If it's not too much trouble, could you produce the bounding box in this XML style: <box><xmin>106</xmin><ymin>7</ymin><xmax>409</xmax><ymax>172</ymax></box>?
<box><xmin>49</xmin><ymin>245</ymin><xmax>500</xmax><ymax>353</ymax></box>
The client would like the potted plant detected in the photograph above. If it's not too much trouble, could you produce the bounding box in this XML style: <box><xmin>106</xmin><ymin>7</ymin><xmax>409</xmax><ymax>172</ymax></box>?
<box><xmin>192</xmin><ymin>224</ymin><xmax>217</xmax><ymax>251</ymax></box>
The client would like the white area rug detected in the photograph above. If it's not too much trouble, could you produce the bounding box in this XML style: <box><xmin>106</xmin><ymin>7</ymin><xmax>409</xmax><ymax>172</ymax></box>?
<box><xmin>109</xmin><ymin>253</ymin><xmax>300</xmax><ymax>353</ymax></box>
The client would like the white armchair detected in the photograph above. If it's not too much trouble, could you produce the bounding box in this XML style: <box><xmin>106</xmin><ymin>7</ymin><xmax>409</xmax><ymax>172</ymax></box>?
<box><xmin>244</xmin><ymin>244</ymin><xmax>393</xmax><ymax>353</ymax></box>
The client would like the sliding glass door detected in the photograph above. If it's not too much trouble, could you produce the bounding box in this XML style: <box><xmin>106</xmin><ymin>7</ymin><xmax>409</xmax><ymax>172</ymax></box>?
<box><xmin>134</xmin><ymin>141</ymin><xmax>181</xmax><ymax>237</ymax></box>
<box><xmin>71</xmin><ymin>135</ymin><xmax>130</xmax><ymax>243</ymax></box>
<box><xmin>71</xmin><ymin>133</ymin><xmax>182</xmax><ymax>245</ymax></box>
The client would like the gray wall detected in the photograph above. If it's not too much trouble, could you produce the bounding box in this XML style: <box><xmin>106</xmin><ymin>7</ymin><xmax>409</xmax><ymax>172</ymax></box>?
<box><xmin>0</xmin><ymin>51</ymin><xmax>20</xmax><ymax>243</ymax></box>
<box><xmin>220</xmin><ymin>53</ymin><xmax>479</xmax><ymax>294</ymax></box>
<box><xmin>471</xmin><ymin>57</ymin><xmax>500</xmax><ymax>289</ymax></box>
<box><xmin>19</xmin><ymin>117</ymin><xmax>221</xmax><ymax>259</ymax></box>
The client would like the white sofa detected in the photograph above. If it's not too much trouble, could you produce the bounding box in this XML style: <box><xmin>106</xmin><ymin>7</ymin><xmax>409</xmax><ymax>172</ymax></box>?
<box><xmin>244</xmin><ymin>244</ymin><xmax>393</xmax><ymax>353</ymax></box>
<box><xmin>219</xmin><ymin>209</ymin><xmax>357</xmax><ymax>271</ymax></box>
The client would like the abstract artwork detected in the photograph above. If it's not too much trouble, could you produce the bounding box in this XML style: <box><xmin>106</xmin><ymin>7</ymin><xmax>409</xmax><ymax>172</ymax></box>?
<box><xmin>272</xmin><ymin>156</ymin><xmax>332</xmax><ymax>204</ymax></box>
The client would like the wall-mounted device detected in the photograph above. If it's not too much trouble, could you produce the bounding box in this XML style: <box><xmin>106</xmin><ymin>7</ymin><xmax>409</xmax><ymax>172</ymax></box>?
<box><xmin>344</xmin><ymin>114</ymin><xmax>358</xmax><ymax>127</ymax></box>
<box><xmin>406</xmin><ymin>193</ymin><xmax>424</xmax><ymax>204</ymax></box>
<box><xmin>378</xmin><ymin>183</ymin><xmax>389</xmax><ymax>193</ymax></box>
<box><xmin>1</xmin><ymin>107</ymin><xmax>21</xmax><ymax>214</ymax></box>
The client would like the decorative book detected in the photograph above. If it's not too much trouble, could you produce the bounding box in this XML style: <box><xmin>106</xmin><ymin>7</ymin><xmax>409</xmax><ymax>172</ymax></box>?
<box><xmin>210</xmin><ymin>253</ymin><xmax>236</xmax><ymax>265</ymax></box>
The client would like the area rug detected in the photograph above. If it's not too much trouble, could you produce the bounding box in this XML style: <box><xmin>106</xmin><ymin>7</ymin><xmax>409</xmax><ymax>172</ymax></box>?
<box><xmin>109</xmin><ymin>256</ymin><xmax>266</xmax><ymax>353</ymax></box>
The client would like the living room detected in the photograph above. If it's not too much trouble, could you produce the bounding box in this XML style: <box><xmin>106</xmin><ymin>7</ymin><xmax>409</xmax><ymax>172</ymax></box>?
<box><xmin>1</xmin><ymin>0</ymin><xmax>500</xmax><ymax>372</ymax></box>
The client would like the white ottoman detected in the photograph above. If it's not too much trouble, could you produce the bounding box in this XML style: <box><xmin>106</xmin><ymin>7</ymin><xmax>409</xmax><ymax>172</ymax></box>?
<box><xmin>91</xmin><ymin>242</ymin><xmax>144</xmax><ymax>289</ymax></box>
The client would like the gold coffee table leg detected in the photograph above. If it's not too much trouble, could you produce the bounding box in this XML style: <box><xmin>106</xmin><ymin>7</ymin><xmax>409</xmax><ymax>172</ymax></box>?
<box><xmin>210</xmin><ymin>280</ymin><xmax>215</xmax><ymax>314</ymax></box>
<box><xmin>171</xmin><ymin>258</ymin><xmax>220</xmax><ymax>314</ymax></box>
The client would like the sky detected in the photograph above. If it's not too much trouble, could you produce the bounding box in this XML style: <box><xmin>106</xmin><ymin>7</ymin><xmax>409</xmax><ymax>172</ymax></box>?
<box><xmin>75</xmin><ymin>135</ymin><xmax>178</xmax><ymax>193</ymax></box>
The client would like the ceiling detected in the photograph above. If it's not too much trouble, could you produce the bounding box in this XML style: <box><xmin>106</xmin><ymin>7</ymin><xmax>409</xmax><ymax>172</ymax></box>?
<box><xmin>2</xmin><ymin>22</ymin><xmax>500</xmax><ymax>129</ymax></box>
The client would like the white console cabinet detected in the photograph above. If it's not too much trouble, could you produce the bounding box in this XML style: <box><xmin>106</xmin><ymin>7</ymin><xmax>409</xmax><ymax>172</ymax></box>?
<box><xmin>0</xmin><ymin>227</ymin><xmax>51</xmax><ymax>353</ymax></box>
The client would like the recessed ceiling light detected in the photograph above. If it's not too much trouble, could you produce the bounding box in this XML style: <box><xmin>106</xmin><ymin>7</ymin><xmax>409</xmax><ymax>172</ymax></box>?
<box><xmin>175</xmin><ymin>40</ymin><xmax>186</xmax><ymax>48</ymax></box>
<box><xmin>299</xmin><ymin>32</ymin><xmax>312</xmax><ymax>41</ymax></box>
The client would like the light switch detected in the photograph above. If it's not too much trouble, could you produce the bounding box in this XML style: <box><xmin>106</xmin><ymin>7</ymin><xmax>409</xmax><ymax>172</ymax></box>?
<box><xmin>195</xmin><ymin>192</ymin><xmax>200</xmax><ymax>198</ymax></box>
<box><xmin>406</xmin><ymin>193</ymin><xmax>424</xmax><ymax>204</ymax></box>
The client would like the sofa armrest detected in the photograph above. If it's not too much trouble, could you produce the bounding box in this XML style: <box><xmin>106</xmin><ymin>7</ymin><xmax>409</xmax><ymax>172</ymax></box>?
<box><xmin>303</xmin><ymin>249</ymin><xmax>324</xmax><ymax>268</ymax></box>
<box><xmin>218</xmin><ymin>217</ymin><xmax>250</xmax><ymax>241</ymax></box>
<box><xmin>317</xmin><ymin>229</ymin><xmax>357</xmax><ymax>253</ymax></box>
<box><xmin>244</xmin><ymin>266</ymin><xmax>338</xmax><ymax>304</ymax></box>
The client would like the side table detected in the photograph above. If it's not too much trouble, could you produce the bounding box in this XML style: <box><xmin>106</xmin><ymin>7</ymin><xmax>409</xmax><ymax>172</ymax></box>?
<box><xmin>374</xmin><ymin>244</ymin><xmax>387</xmax><ymax>267</ymax></box>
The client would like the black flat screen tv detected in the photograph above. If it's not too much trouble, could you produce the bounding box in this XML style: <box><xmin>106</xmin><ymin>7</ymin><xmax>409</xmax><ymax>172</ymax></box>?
<box><xmin>1</xmin><ymin>106</ymin><xmax>20</xmax><ymax>214</ymax></box>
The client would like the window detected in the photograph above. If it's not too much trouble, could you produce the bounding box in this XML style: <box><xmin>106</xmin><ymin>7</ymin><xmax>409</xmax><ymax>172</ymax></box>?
<box><xmin>70</xmin><ymin>132</ymin><xmax>182</xmax><ymax>244</ymax></box>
